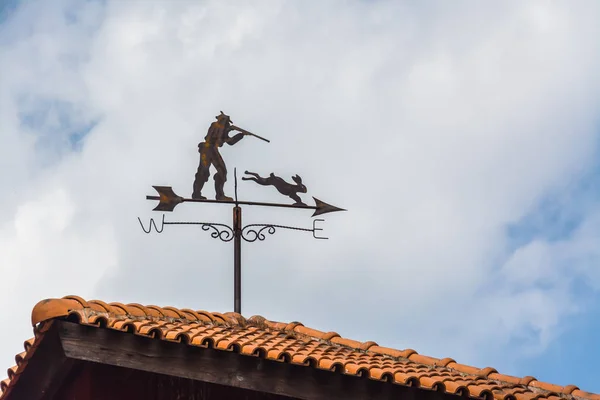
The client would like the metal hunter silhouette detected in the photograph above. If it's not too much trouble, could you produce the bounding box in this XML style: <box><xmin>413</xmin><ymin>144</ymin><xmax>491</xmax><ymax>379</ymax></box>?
<box><xmin>141</xmin><ymin>112</ymin><xmax>345</xmax><ymax>314</ymax></box>
<box><xmin>242</xmin><ymin>171</ymin><xmax>307</xmax><ymax>206</ymax></box>
<box><xmin>192</xmin><ymin>111</ymin><xmax>269</xmax><ymax>201</ymax></box>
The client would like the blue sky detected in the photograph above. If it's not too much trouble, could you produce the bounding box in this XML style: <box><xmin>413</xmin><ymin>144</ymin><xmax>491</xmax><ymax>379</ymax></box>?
<box><xmin>506</xmin><ymin>160</ymin><xmax>600</xmax><ymax>389</ymax></box>
<box><xmin>1</xmin><ymin>0</ymin><xmax>599</xmax><ymax>394</ymax></box>
<box><xmin>523</xmin><ymin>302</ymin><xmax>600</xmax><ymax>389</ymax></box>
<box><xmin>19</xmin><ymin>97</ymin><xmax>98</xmax><ymax>156</ymax></box>
<box><xmin>0</xmin><ymin>0</ymin><xmax>19</xmax><ymax>23</ymax></box>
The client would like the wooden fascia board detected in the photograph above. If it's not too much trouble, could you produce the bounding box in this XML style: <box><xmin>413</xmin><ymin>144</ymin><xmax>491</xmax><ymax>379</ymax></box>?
<box><xmin>57</xmin><ymin>321</ymin><xmax>457</xmax><ymax>400</ymax></box>
<box><xmin>6</xmin><ymin>324</ymin><xmax>78</xmax><ymax>400</ymax></box>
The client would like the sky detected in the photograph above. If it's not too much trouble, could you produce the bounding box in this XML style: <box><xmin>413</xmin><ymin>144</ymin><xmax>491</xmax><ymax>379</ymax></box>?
<box><xmin>1</xmin><ymin>0</ymin><xmax>600</xmax><ymax>393</ymax></box>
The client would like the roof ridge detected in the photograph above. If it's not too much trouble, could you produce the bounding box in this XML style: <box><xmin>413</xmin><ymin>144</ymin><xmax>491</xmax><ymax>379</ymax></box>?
<box><xmin>23</xmin><ymin>296</ymin><xmax>599</xmax><ymax>400</ymax></box>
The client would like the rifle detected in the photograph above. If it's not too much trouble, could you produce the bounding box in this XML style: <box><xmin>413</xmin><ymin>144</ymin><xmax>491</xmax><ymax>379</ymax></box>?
<box><xmin>231</xmin><ymin>125</ymin><xmax>270</xmax><ymax>143</ymax></box>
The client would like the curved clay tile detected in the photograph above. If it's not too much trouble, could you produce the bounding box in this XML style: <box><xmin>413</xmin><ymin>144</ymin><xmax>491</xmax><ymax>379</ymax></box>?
<box><xmin>443</xmin><ymin>380</ymin><xmax>470</xmax><ymax>395</ymax></box>
<box><xmin>160</xmin><ymin>306</ymin><xmax>187</xmax><ymax>319</ymax></box>
<box><xmin>118</xmin><ymin>303</ymin><xmax>149</xmax><ymax>317</ymax></box>
<box><xmin>407</xmin><ymin>353</ymin><xmax>440</xmax><ymax>366</ymax></box>
<box><xmin>467</xmin><ymin>384</ymin><xmax>504</xmax><ymax>398</ymax></box>
<box><xmin>31</xmin><ymin>298</ymin><xmax>83</xmax><ymax>325</ymax></box>
<box><xmin>449</xmin><ymin>362</ymin><xmax>482</xmax><ymax>375</ymax></box>
<box><xmin>266</xmin><ymin>348</ymin><xmax>285</xmax><ymax>361</ymax></box>
<box><xmin>62</xmin><ymin>295</ymin><xmax>89</xmax><ymax>307</ymax></box>
<box><xmin>528</xmin><ymin>381</ymin><xmax>566</xmax><ymax>394</ymax></box>
<box><xmin>1</xmin><ymin>296</ymin><xmax>596</xmax><ymax>400</ymax></box>
<box><xmin>209</xmin><ymin>312</ymin><xmax>229</xmax><ymax>324</ymax></box>
<box><xmin>477</xmin><ymin>367</ymin><xmax>498</xmax><ymax>377</ymax></box>
<box><xmin>292</xmin><ymin>325</ymin><xmax>326</xmax><ymax>339</ymax></box>
<box><xmin>435</xmin><ymin>357</ymin><xmax>456</xmax><ymax>367</ymax></box>
<box><xmin>572</xmin><ymin>390</ymin><xmax>600</xmax><ymax>400</ymax></box>
<box><xmin>175</xmin><ymin>332</ymin><xmax>193</xmax><ymax>344</ymax></box>
<box><xmin>213</xmin><ymin>338</ymin><xmax>235</xmax><ymax>351</ymax></box>
<box><xmin>145</xmin><ymin>305</ymin><xmax>167</xmax><ymax>317</ymax></box>
<box><xmin>221</xmin><ymin>312</ymin><xmax>247</xmax><ymax>325</ymax></box>
<box><xmin>359</xmin><ymin>341</ymin><xmax>378</xmax><ymax>351</ymax></box>
<box><xmin>87</xmin><ymin>299</ymin><xmax>111</xmax><ymax>313</ymax></box>
<box><xmin>148</xmin><ymin>327</ymin><xmax>164</xmax><ymax>339</ymax></box>
<box><xmin>519</xmin><ymin>376</ymin><xmax>538</xmax><ymax>385</ymax></box>
<box><xmin>283</xmin><ymin>321</ymin><xmax>303</xmax><ymax>331</ymax></box>
<box><xmin>515</xmin><ymin>393</ymin><xmax>548</xmax><ymax>400</ymax></box>
<box><xmin>417</xmin><ymin>375</ymin><xmax>439</xmax><ymax>389</ymax></box>
<box><xmin>237</xmin><ymin>343</ymin><xmax>259</xmax><ymax>356</ymax></box>
<box><xmin>353</xmin><ymin>366</ymin><xmax>371</xmax><ymax>378</ymax></box>
<box><xmin>321</xmin><ymin>331</ymin><xmax>340</xmax><ymax>341</ymax></box>
<box><xmin>13</xmin><ymin>353</ymin><xmax>25</xmax><ymax>369</ymax></box>
<box><xmin>1</xmin><ymin>378</ymin><xmax>9</xmax><ymax>393</ymax></box>
<box><xmin>5</xmin><ymin>367</ymin><xmax>17</xmax><ymax>381</ymax></box>
<box><xmin>196</xmin><ymin>310</ymin><xmax>219</xmax><ymax>322</ymax></box>
<box><xmin>92</xmin><ymin>316</ymin><xmax>109</xmax><ymax>328</ymax></box>
<box><xmin>393</xmin><ymin>372</ymin><xmax>420</xmax><ymax>386</ymax></box>
<box><xmin>111</xmin><ymin>320</ymin><xmax>133</xmax><ymax>331</ymax></box>
<box><xmin>23</xmin><ymin>338</ymin><xmax>34</xmax><ymax>352</ymax></box>
<box><xmin>561</xmin><ymin>385</ymin><xmax>579</xmax><ymax>395</ymax></box>
<box><xmin>479</xmin><ymin>389</ymin><xmax>495</xmax><ymax>400</ymax></box>
<box><xmin>430</xmin><ymin>380</ymin><xmax>447</xmax><ymax>393</ymax></box>
<box><xmin>367</xmin><ymin>366</ymin><xmax>390</xmax><ymax>381</ymax></box>
<box><xmin>250</xmin><ymin>346</ymin><xmax>268</xmax><ymax>359</ymax></box>
<box><xmin>494</xmin><ymin>387</ymin><xmax>529</xmax><ymax>397</ymax></box>
<box><xmin>329</xmin><ymin>336</ymin><xmax>364</xmax><ymax>348</ymax></box>
<box><xmin>488</xmin><ymin>372</ymin><xmax>522</xmax><ymax>385</ymax></box>
<box><xmin>176</xmin><ymin>309</ymin><xmax>204</xmax><ymax>321</ymax></box>
<box><xmin>367</xmin><ymin>345</ymin><xmax>405</xmax><ymax>358</ymax></box>
<box><xmin>104</xmin><ymin>302</ymin><xmax>129</xmax><ymax>315</ymax></box>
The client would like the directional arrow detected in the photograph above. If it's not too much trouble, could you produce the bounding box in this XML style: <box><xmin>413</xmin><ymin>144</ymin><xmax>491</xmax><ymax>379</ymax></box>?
<box><xmin>146</xmin><ymin>186</ymin><xmax>346</xmax><ymax>217</ymax></box>
<box><xmin>311</xmin><ymin>197</ymin><xmax>346</xmax><ymax>217</ymax></box>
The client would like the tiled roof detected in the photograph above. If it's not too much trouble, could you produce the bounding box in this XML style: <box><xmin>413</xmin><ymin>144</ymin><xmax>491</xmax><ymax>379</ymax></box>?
<box><xmin>1</xmin><ymin>296</ymin><xmax>598</xmax><ymax>400</ymax></box>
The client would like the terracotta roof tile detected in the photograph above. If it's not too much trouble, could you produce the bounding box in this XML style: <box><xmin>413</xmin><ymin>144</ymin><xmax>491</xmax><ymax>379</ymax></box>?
<box><xmin>1</xmin><ymin>296</ymin><xmax>598</xmax><ymax>400</ymax></box>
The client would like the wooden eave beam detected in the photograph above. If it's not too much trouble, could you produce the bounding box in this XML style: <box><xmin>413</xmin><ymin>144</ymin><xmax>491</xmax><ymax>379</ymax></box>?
<box><xmin>56</xmin><ymin>321</ymin><xmax>460</xmax><ymax>400</ymax></box>
<box><xmin>6</xmin><ymin>324</ymin><xmax>78</xmax><ymax>400</ymax></box>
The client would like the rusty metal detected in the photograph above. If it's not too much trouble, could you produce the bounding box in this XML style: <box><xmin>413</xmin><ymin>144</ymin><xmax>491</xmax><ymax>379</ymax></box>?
<box><xmin>148</xmin><ymin>186</ymin><xmax>345</xmax><ymax>217</ymax></box>
<box><xmin>311</xmin><ymin>198</ymin><xmax>346</xmax><ymax>217</ymax></box>
<box><xmin>150</xmin><ymin>186</ymin><xmax>184</xmax><ymax>212</ymax></box>
<box><xmin>192</xmin><ymin>111</ymin><xmax>269</xmax><ymax>201</ymax></box>
<box><xmin>230</xmin><ymin>125</ymin><xmax>270</xmax><ymax>143</ymax></box>
<box><xmin>138</xmin><ymin>215</ymin><xmax>328</xmax><ymax>241</ymax></box>
<box><xmin>138</xmin><ymin>215</ymin><xmax>234</xmax><ymax>240</ymax></box>
<box><xmin>233</xmin><ymin>206</ymin><xmax>242</xmax><ymax>314</ymax></box>
<box><xmin>242</xmin><ymin>171</ymin><xmax>307</xmax><ymax>205</ymax></box>
<box><xmin>242</xmin><ymin>219</ymin><xmax>328</xmax><ymax>241</ymax></box>
<box><xmin>140</xmin><ymin>113</ymin><xmax>345</xmax><ymax>314</ymax></box>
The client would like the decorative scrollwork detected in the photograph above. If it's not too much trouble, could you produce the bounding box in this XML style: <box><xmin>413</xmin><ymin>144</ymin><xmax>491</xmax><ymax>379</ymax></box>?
<box><xmin>166</xmin><ymin>221</ymin><xmax>234</xmax><ymax>242</ymax></box>
<box><xmin>138</xmin><ymin>216</ymin><xmax>327</xmax><ymax>242</ymax></box>
<box><xmin>201</xmin><ymin>223</ymin><xmax>235</xmax><ymax>242</ymax></box>
<box><xmin>241</xmin><ymin>224</ymin><xmax>277</xmax><ymax>242</ymax></box>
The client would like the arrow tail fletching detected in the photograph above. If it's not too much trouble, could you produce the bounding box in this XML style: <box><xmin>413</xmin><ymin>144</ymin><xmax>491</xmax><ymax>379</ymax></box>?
<box><xmin>152</xmin><ymin>186</ymin><xmax>184</xmax><ymax>212</ymax></box>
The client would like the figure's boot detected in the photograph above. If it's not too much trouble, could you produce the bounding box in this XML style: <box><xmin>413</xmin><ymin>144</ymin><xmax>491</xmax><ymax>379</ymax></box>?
<box><xmin>214</xmin><ymin>175</ymin><xmax>233</xmax><ymax>202</ymax></box>
<box><xmin>192</xmin><ymin>171</ymin><xmax>208</xmax><ymax>200</ymax></box>
<box><xmin>192</xmin><ymin>181</ymin><xmax>207</xmax><ymax>200</ymax></box>
<box><xmin>192</xmin><ymin>192</ymin><xmax>207</xmax><ymax>200</ymax></box>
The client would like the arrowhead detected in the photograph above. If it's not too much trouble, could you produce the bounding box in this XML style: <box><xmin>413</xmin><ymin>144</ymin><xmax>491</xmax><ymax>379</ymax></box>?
<box><xmin>312</xmin><ymin>197</ymin><xmax>346</xmax><ymax>217</ymax></box>
<box><xmin>152</xmin><ymin>186</ymin><xmax>184</xmax><ymax>212</ymax></box>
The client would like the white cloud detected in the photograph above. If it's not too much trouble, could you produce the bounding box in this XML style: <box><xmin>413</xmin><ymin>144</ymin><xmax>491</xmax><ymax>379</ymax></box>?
<box><xmin>1</xmin><ymin>0</ymin><xmax>600</xmax><ymax>389</ymax></box>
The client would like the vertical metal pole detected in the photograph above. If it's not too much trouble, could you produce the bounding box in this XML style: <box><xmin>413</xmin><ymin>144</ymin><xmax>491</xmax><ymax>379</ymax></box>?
<box><xmin>233</xmin><ymin>206</ymin><xmax>242</xmax><ymax>314</ymax></box>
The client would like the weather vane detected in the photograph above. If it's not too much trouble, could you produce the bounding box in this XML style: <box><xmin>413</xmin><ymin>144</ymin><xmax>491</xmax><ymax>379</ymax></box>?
<box><xmin>138</xmin><ymin>111</ymin><xmax>345</xmax><ymax>314</ymax></box>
